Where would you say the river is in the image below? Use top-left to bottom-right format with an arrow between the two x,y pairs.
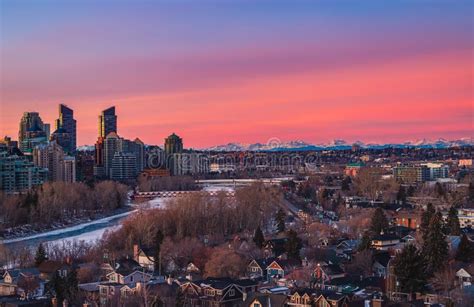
3,185 -> 236,251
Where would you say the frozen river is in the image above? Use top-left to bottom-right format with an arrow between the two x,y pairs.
3,185 -> 235,250
3,198 -> 170,251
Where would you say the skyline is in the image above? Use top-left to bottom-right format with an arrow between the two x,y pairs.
1,0 -> 473,147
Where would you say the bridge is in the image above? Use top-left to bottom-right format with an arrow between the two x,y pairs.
195,177 -> 295,185
134,190 -> 235,199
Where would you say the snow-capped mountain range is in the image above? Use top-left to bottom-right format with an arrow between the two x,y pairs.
76,138 -> 473,152
203,138 -> 474,152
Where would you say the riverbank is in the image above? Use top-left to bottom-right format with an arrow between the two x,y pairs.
1,206 -> 135,244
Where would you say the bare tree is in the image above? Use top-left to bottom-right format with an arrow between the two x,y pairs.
204,247 -> 246,279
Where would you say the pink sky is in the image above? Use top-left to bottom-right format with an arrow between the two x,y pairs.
1,1 -> 472,148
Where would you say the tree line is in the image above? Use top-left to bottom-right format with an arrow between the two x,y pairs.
0,181 -> 128,229
103,182 -> 282,254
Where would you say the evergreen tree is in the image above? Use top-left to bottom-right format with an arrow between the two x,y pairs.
393,244 -> 427,294
396,185 -> 407,203
65,269 -> 78,303
407,185 -> 416,197
369,207 -> 389,235
275,209 -> 286,233
285,229 -> 303,260
253,226 -> 265,248
175,288 -> 185,307
455,233 -> 473,262
48,269 -> 78,305
420,203 -> 435,240
34,243 -> 47,266
154,229 -> 164,274
422,212 -> 449,275
445,206 -> 461,236
358,231 -> 372,251
49,271 -> 66,303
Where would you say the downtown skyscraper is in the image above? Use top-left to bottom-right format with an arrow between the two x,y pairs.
18,112 -> 49,153
51,104 -> 77,153
94,106 -> 118,177
99,106 -> 117,138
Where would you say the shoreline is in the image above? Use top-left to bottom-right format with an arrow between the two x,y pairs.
1,207 -> 137,244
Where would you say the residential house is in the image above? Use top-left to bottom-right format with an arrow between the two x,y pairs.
98,282 -> 123,306
101,257 -> 142,277
287,289 -> 313,307
393,210 -> 420,230
0,268 -> 43,299
335,239 -> 359,260
38,260 -> 71,281
455,263 -> 474,289
266,259 -> 300,281
314,293 -> 349,307
243,292 -> 287,307
247,258 -> 275,279
133,244 -> 155,272
99,258 -> 152,306
119,279 -> 178,306
263,238 -> 287,258
370,233 -> 401,251
106,270 -> 152,285
180,277 -> 245,307
234,279 -> 259,299
372,252 -> 392,278
312,263 -> 345,285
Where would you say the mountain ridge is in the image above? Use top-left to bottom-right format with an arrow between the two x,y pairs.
202,137 -> 474,152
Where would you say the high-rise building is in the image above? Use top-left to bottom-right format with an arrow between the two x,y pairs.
94,137 -> 106,177
0,151 -> 48,193
62,156 -> 77,183
99,106 -> 117,138
19,112 -> 44,142
422,163 -> 449,180
168,152 -> 209,176
164,133 -> 183,156
104,132 -> 120,177
111,152 -> 137,181
95,106 -> 117,177
393,165 -> 430,183
44,123 -> 51,141
77,150 -> 95,182
33,142 -> 76,183
50,127 -> 72,154
18,112 -> 48,153
103,132 -> 144,179
123,138 -> 144,173
51,104 -> 76,153
0,136 -> 19,155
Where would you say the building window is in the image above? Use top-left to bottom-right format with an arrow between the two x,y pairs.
228,289 -> 235,296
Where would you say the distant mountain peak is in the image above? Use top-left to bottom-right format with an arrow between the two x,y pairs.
202,137 -> 473,151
